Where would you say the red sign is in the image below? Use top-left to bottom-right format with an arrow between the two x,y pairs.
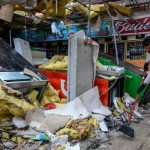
115,17 -> 150,35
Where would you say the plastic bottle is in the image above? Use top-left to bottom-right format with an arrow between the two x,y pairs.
30,133 -> 51,141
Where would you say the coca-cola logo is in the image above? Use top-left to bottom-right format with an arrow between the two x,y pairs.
114,17 -> 150,34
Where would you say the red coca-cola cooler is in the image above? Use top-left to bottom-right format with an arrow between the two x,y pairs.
40,70 -> 111,106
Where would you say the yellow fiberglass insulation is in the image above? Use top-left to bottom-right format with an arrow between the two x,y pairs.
56,117 -> 99,140
46,0 -> 71,19
0,83 -> 37,122
41,83 -> 61,106
65,2 -> 131,19
27,90 -> 39,103
65,2 -> 98,19
108,2 -> 132,16
39,55 -> 68,70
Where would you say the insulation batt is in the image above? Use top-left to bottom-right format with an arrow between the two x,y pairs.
39,55 -> 68,70
0,83 -> 37,122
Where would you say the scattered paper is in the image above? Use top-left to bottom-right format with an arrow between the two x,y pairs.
79,87 -> 102,112
92,114 -> 105,122
45,87 -> 112,120
92,106 -> 112,116
11,117 -> 27,129
26,109 -> 71,133
44,97 -> 90,120
30,121 -> 41,130
134,111 -> 144,119
99,121 -> 108,132
66,143 -> 80,150
123,93 -> 134,107
113,97 -> 120,110
79,87 -> 112,116
51,135 -> 68,150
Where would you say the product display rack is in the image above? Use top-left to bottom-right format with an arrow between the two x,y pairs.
30,40 -> 68,58
104,39 -> 146,60
106,42 -> 125,60
127,41 -> 146,60
29,38 -> 146,62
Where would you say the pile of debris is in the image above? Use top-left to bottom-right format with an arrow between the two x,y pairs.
0,83 -> 149,149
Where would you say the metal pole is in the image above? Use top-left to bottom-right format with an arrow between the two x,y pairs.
9,29 -> 12,47
87,0 -> 95,87
87,0 -> 92,37
106,4 -> 122,42
104,2 -> 119,65
24,11 -> 27,41
114,23 -> 122,42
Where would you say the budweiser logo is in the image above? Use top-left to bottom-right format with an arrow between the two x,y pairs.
114,17 -> 150,34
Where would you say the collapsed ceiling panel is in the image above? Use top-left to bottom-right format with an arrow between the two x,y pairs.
0,4 -> 14,22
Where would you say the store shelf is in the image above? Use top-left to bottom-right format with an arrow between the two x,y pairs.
107,43 -> 125,60
30,39 -> 68,43
104,40 -> 145,61
30,40 -> 68,59
127,41 -> 145,60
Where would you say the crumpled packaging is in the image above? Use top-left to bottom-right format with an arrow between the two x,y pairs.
39,55 -> 68,71
0,83 -> 37,122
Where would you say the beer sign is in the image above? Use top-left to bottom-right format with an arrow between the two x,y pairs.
115,17 -> 150,35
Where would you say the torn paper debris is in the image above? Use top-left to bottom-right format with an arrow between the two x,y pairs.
44,97 -> 90,120
26,109 -> 71,133
11,117 -> 27,129
45,87 -> 112,120
79,87 -> 102,112
92,107 -> 112,116
79,87 -> 112,116
92,114 -> 105,122
99,121 -> 108,132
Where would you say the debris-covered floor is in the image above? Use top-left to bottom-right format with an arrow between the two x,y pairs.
79,107 -> 150,150
0,82 -> 150,150
0,106 -> 149,150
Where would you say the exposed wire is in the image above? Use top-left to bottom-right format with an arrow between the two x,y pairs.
100,77 -> 118,96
